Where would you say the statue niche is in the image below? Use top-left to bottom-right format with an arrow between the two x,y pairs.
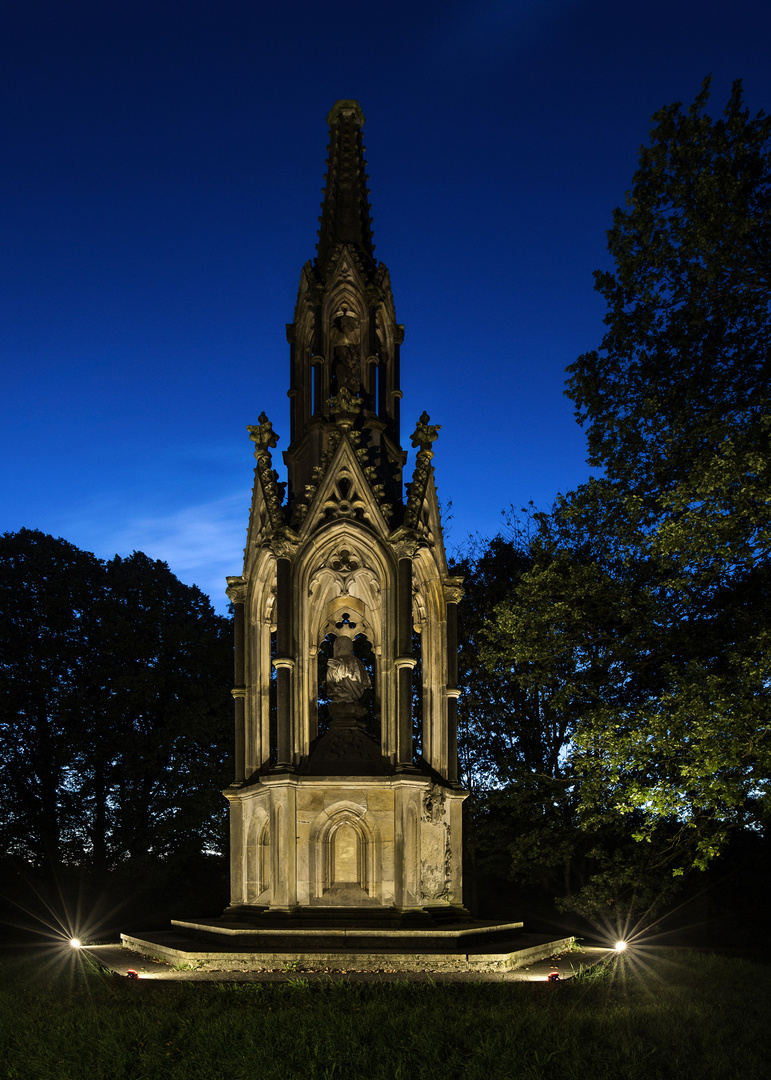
303,599 -> 384,775
330,308 -> 361,395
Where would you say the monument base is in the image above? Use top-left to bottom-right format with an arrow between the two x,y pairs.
120,914 -> 575,974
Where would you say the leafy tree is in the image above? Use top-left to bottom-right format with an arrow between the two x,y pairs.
0,530 -> 233,883
569,78 -> 770,507
480,493 -> 724,917
0,530 -> 103,877
449,531 -> 534,904
454,529 -> 533,794
467,84 -> 770,910
92,551 -> 233,871
451,518 -> 604,907
557,79 -> 771,877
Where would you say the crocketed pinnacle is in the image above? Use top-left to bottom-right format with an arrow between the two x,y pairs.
316,100 -> 376,274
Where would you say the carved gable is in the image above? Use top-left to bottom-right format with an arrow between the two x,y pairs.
298,434 -> 391,540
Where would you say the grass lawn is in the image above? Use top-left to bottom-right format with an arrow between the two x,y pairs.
0,946 -> 768,1079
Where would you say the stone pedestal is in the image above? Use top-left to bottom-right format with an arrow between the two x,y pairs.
224,773 -> 466,917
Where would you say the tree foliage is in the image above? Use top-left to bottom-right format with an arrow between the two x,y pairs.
564,80 -> 771,867
0,529 -> 233,882
464,81 -> 771,917
454,531 -> 532,793
569,78 -> 770,505
453,521 -> 623,909
461,508 -> 686,919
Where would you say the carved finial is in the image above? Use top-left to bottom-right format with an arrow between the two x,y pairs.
330,387 -> 361,431
246,414 -> 285,529
247,412 -> 279,457
326,100 -> 365,128
410,411 -> 441,451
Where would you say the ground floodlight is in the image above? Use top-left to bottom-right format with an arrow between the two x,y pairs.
614,939 -> 627,952
69,938 -> 81,949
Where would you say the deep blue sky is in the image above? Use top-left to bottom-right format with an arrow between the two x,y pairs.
3,0 -> 770,613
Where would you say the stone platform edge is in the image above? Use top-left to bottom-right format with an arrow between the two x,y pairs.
171,917 -> 525,941
119,930 -> 576,973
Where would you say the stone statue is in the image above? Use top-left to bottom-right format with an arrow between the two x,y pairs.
331,310 -> 361,394
326,634 -> 371,702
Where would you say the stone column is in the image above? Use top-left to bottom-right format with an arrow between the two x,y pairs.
224,790 -> 245,905
226,577 -> 247,785
393,325 -> 404,433
312,359 -> 323,415
287,387 -> 298,445
444,579 -> 464,785
273,556 -> 294,768
396,551 -> 415,768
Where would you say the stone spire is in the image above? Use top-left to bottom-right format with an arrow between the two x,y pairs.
282,101 -> 405,515
315,101 -> 375,275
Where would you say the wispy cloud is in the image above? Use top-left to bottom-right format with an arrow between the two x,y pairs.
60,492 -> 250,615
106,493 -> 249,614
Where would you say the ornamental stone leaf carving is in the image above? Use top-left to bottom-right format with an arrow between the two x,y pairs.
225,577 -> 247,605
248,412 -> 280,456
330,387 -> 361,428
389,533 -> 419,561
410,411 -> 441,451
443,576 -> 465,605
269,528 -> 300,560
246,413 -> 286,529
422,782 -> 447,825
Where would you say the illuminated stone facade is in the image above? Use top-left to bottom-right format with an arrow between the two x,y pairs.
224,101 -> 466,918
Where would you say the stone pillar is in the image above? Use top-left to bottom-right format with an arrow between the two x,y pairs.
224,790 -> 245,906
393,325 -> 404,433
366,300 -> 379,412
312,359 -> 323,415
287,387 -> 298,445
269,779 -> 298,910
285,321 -> 297,433
446,601 -> 459,785
273,556 -> 294,768
377,358 -> 386,419
396,553 -> 415,768
226,577 -> 247,785
444,579 -> 464,785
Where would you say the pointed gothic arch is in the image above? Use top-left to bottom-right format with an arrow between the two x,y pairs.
244,807 -> 270,904
294,520 -> 397,760
308,800 -> 381,902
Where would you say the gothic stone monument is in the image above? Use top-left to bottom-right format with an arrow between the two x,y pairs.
223,100 -> 467,921
121,102 -> 577,968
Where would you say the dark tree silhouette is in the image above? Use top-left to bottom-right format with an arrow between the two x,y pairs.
0,529 -> 232,886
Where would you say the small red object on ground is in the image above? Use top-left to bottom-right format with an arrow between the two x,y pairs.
126,969 -> 139,979
547,972 -> 560,982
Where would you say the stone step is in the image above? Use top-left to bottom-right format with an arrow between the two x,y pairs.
120,928 -> 576,973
